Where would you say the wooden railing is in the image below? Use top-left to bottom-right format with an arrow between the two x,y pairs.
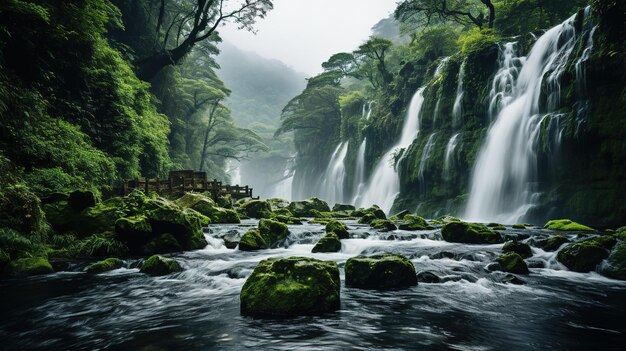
120,177 -> 257,200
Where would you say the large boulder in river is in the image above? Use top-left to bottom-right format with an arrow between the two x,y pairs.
557,236 -> 616,272
345,254 -> 417,289
2,257 -> 53,277
544,219 -> 594,232
86,258 -> 123,274
352,206 -> 386,220
240,200 -> 273,219
288,198 -> 331,217
238,219 -> 289,251
312,232 -> 341,253
332,203 -> 355,212
398,214 -> 431,231
140,255 -> 182,276
175,192 -> 239,224
370,219 -> 397,232
441,222 -> 503,244
240,257 -> 340,316
603,241 -> 626,280
540,235 -> 570,251
497,252 -> 529,274
325,220 -> 348,239
502,241 -> 532,258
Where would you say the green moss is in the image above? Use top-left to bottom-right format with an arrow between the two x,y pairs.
240,200 -> 273,219
77,233 -> 129,258
605,241 -> 626,280
272,215 -> 302,225
512,224 -> 527,229
358,213 -> 376,224
312,232 -> 341,253
142,233 -> 182,255
287,198 -> 331,217
86,257 -> 123,274
556,237 -> 615,272
502,241 -> 532,258
325,220 -> 348,239
240,257 -> 340,316
238,229 -> 266,251
272,207 -> 294,217
542,235 -> 570,251
497,252 -> 529,275
140,255 -> 182,276
544,219 -> 594,232
332,204 -> 355,212
345,254 -> 417,289
370,219 -> 397,232
441,222 -> 503,244
3,257 -> 53,277
0,184 -> 47,240
398,215 -> 431,231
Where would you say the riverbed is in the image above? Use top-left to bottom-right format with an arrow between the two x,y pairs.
1,220 -> 625,350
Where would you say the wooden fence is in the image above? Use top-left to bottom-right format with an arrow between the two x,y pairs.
120,176 -> 256,200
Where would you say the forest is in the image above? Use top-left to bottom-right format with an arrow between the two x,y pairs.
0,0 -> 625,350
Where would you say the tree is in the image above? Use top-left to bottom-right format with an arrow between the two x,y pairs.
354,38 -> 394,87
322,52 -> 359,77
135,0 -> 273,81
395,0 -> 496,30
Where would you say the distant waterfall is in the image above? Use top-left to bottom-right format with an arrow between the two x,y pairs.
227,160 -> 241,185
465,10 -> 591,223
418,133 -> 438,189
452,61 -> 465,128
320,142 -> 350,206
352,138 -> 367,204
363,101 -> 374,120
357,88 -> 424,213
443,133 -> 461,180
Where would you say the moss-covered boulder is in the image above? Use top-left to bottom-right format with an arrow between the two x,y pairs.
325,220 -> 348,239
68,190 -> 97,212
175,192 -> 238,224
345,254 -> 417,289
332,204 -> 355,212
146,202 -> 207,251
239,219 -> 289,251
71,198 -> 126,238
312,233 -> 341,253
398,214 -> 431,231
544,219 -> 594,232
3,257 -> 53,277
240,257 -> 340,316
140,255 -> 182,276
86,258 -> 123,274
142,233 -> 182,254
370,219 -> 397,232
0,184 -> 47,240
497,252 -> 529,274
353,206 -> 387,220
512,224 -> 527,229
441,222 -> 503,244
541,235 -> 570,251
358,213 -> 376,224
216,194 -> 233,209
604,241 -> 626,280
268,198 -> 290,210
502,241 -> 533,258
557,237 -> 616,272
241,200 -> 273,219
389,210 -> 410,220
272,214 -> 302,225
288,198 -> 331,217
115,215 -> 152,253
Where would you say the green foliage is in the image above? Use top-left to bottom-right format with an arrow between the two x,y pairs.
0,227 -> 46,260
458,28 -> 499,55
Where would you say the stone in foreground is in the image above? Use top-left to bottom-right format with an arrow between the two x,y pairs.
544,219 -> 594,232
441,222 -> 503,244
86,258 -> 123,273
345,254 -> 417,289
502,241 -> 532,258
557,237 -> 616,272
3,257 -> 53,277
140,255 -> 182,276
325,220 -> 348,239
312,232 -> 341,253
240,257 -> 340,316
497,252 -> 529,274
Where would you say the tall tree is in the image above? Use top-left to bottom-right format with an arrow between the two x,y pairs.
395,0 -> 495,30
354,38 -> 394,87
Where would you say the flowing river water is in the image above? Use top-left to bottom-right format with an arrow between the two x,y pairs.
1,220 -> 625,350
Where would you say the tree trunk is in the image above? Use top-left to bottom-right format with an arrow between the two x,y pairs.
482,0 -> 496,28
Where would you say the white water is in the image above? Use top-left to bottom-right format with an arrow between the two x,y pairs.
352,138 -> 367,204
357,88 -> 424,213
418,133 -> 438,187
488,42 -> 524,119
226,160 -> 241,185
269,166 -> 294,201
452,61 -> 466,128
465,12 -> 586,223
363,100 -> 374,120
443,133 -> 461,180
320,142 -> 350,206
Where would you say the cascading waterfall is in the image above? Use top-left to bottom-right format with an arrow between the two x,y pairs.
357,88 -> 424,213
352,138 -> 367,204
465,11 -> 589,224
432,57 -> 450,127
487,42 -> 524,119
417,133 -> 438,188
363,101 -> 374,120
443,133 -> 461,180
320,142 -> 350,205
452,61 -> 466,128
226,160 -> 241,185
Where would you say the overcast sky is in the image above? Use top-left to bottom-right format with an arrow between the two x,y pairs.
219,0 -> 398,76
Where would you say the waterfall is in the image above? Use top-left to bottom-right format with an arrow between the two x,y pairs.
226,160 -> 241,185
363,101 -> 374,120
452,61 -> 466,128
320,142 -> 350,206
431,57 -> 450,127
465,11 -> 588,224
357,88 -> 424,213
270,173 -> 293,201
443,133 -> 461,180
418,133 -> 438,188
488,42 -> 524,119
352,138 -> 367,204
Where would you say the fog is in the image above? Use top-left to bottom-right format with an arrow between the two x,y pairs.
219,0 -> 398,76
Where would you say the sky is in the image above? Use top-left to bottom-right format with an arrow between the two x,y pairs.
219,0 -> 398,76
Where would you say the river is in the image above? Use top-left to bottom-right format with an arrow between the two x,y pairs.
1,220 -> 625,350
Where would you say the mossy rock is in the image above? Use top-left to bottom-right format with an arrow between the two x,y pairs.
370,219 -> 397,232
512,224 -> 527,229
0,184 -> 47,240
240,200 -> 273,219
68,190 -> 97,212
389,210 -> 410,220
604,241 -> 626,280
354,206 -> 386,220
140,255 -> 182,276
272,207 -> 294,217
272,215 -> 302,225
240,257 -> 340,316
325,220 -> 348,239
345,254 -> 417,289
86,258 -> 123,274
358,213 -> 376,224
502,241 -> 533,258
541,235 -> 570,251
497,252 -> 529,274
174,192 -> 217,209
115,215 -> 152,254
398,215 -> 431,231
209,208 -> 240,224
487,222 -> 502,228
3,257 -> 53,277
216,195 -> 233,209
544,219 -> 594,232
142,233 -> 182,255
332,204 -> 355,212
239,219 -> 289,251
287,198 -> 331,217
557,237 -> 615,272
268,198 -> 290,210
441,222 -> 503,244
440,216 -> 461,223
312,233 -> 341,253
69,198 -> 126,238
146,202 -> 207,251
174,193 -> 237,224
